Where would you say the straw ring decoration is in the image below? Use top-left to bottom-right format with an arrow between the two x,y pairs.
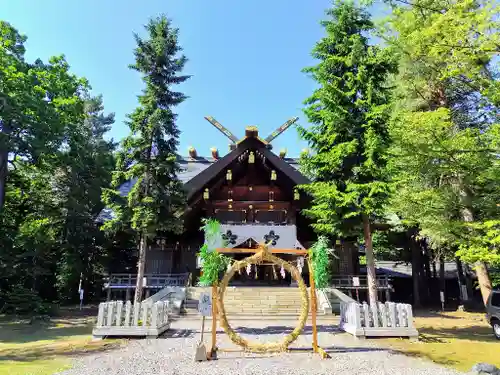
217,243 -> 309,353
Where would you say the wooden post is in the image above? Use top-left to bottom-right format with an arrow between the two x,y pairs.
210,284 -> 218,360
307,259 -> 319,351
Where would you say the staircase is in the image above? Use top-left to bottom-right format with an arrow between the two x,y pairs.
183,287 -> 335,317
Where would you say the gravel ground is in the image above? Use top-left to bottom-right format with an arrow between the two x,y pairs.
57,318 -> 462,375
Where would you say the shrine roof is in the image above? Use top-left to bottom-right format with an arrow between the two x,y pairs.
96,151 -> 304,223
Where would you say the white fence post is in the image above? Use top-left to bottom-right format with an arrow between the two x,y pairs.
151,302 -> 158,328
372,303 -> 379,328
141,303 -> 149,327
406,304 -> 414,328
116,301 -> 123,326
362,302 -> 370,328
97,303 -> 105,327
354,303 -> 361,329
106,301 -> 115,327
379,303 -> 388,327
124,301 -> 132,327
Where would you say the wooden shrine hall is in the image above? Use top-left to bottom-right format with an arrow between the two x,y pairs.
99,116 -> 362,291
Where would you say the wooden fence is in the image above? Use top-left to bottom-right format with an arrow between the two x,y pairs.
93,300 -> 171,338
340,301 -> 418,339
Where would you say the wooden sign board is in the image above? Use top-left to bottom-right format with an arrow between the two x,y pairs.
198,292 -> 212,316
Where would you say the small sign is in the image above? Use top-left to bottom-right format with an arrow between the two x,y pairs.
196,256 -> 203,269
198,292 -> 212,316
352,277 -> 360,287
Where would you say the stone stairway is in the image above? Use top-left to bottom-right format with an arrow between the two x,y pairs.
183,287 -> 331,317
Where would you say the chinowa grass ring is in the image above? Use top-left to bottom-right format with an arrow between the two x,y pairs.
216,245 -> 309,353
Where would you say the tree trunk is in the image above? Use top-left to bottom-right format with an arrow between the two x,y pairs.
0,151 -> 7,212
0,117 -> 13,213
134,234 -> 147,303
362,214 -> 378,306
439,256 -> 446,306
475,261 -> 492,306
422,242 -> 432,303
459,187 -> 492,306
455,257 -> 467,303
410,236 -> 422,308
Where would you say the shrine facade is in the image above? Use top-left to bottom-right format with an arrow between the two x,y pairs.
99,117 -> 360,286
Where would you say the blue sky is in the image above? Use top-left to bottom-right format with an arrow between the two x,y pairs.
1,0 -> 382,157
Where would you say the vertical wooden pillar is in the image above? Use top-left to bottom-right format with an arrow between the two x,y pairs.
210,283 -> 218,359
308,259 -> 318,352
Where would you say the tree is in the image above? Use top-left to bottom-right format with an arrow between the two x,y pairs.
102,15 -> 189,303
298,0 -> 397,306
383,0 -> 500,305
56,96 -> 116,301
0,21 -> 88,212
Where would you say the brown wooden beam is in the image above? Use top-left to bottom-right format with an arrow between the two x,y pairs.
216,248 -> 308,255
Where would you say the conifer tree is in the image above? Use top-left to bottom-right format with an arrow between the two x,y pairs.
102,15 -> 189,302
298,0 -> 396,306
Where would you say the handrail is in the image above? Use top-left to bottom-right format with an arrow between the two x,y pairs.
104,273 -> 190,289
330,275 -> 392,290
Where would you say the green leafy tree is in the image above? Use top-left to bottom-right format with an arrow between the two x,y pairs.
298,0 -> 396,305
0,21 -> 88,212
384,0 -> 500,305
102,15 -> 189,302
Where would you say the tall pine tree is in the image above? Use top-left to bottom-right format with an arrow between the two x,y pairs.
298,0 -> 396,305
102,15 -> 189,302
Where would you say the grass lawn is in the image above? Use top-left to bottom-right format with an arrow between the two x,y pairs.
0,307 -> 122,375
377,310 -> 499,372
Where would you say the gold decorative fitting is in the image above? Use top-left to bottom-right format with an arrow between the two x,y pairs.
248,151 -> 255,164
188,146 -> 197,158
271,170 -> 277,181
249,186 -> 253,191
203,188 -> 210,200
228,204 -> 233,209
226,169 -> 232,181
249,205 -> 253,209
294,189 -> 300,201
211,147 -> 219,159
279,148 -> 287,158
269,191 -> 274,202
269,205 -> 274,210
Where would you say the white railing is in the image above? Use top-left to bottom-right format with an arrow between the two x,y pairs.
93,300 -> 171,338
340,301 -> 418,339
141,286 -> 187,313
104,273 -> 190,289
330,275 -> 391,290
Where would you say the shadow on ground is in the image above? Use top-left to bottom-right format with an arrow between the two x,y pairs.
233,325 -> 340,335
418,325 -> 496,343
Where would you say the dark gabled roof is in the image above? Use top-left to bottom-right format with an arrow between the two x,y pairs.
184,137 -> 310,201
96,139 -> 308,222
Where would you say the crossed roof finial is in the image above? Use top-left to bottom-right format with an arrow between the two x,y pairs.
204,116 -> 299,147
